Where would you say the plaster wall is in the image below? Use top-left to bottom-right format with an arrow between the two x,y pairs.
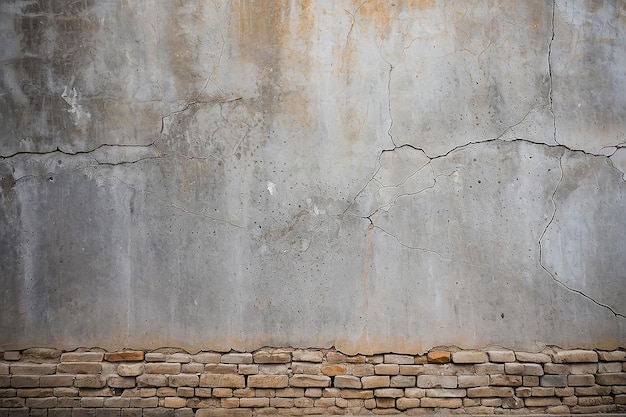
0,0 -> 624,354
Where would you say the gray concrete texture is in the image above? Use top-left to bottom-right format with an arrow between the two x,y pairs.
0,1 -> 624,354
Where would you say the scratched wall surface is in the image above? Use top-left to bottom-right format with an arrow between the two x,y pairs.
0,1 -> 624,354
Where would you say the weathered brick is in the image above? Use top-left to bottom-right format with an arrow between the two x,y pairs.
177,386 -> 195,397
515,387 -> 531,397
326,352 -> 365,364
390,375 -> 415,387
575,385 -> 612,396
416,375 -> 456,389
195,408 -> 252,417
145,363 -> 181,374
200,373 -> 245,388
398,365 -> 424,376
1,397 -> 25,407
292,350 -> 323,363
346,364 -> 374,376
544,363 -> 569,374
21,348 -> 62,364
193,353 -> 221,364
487,350 -> 515,363
531,387 -> 554,396
248,375 -> 288,388
396,397 -> 420,410
10,376 -> 39,388
481,398 -> 501,407
321,365 -> 344,376
104,351 -> 144,362
145,353 -> 165,362
452,351 -> 487,364
552,350 -> 598,363
541,374 -> 567,387
221,353 -> 253,364
0,388 -> 16,397
136,374 -> 167,387
237,364 -> 258,375
426,351 -> 450,364
599,362 -> 623,373
555,387 -> 574,397
374,388 -> 403,398
75,375 -> 107,388
524,396 -> 561,407
502,396 -> 524,409
474,363 -> 504,375
568,374 -> 595,386
305,388 -> 322,397
467,387 -> 514,397
40,375 -> 74,387
376,397 -> 395,408
597,350 -> 626,362
616,394 -> 626,405
570,363 -> 598,374
10,364 -> 56,375
0,375 -> 10,387
361,376 -> 389,389
457,375 -> 488,388
523,363 -> 544,376
168,374 -> 199,387
129,397 -> 158,407
515,352 -> 550,363
289,375 -> 330,387
340,389 -> 373,399
374,364 -> 398,375
504,362 -> 523,375
313,397 -> 334,407
117,363 -> 144,377
254,388 -> 275,397
80,388 -> 113,398
421,397 -> 462,408
26,397 -> 57,408
239,397 -> 269,408
163,397 -> 186,408
205,364 -> 237,374
383,354 -> 413,364
107,376 -> 135,388
103,397 -> 130,407
276,387 -> 303,397
96,410 -> 122,417
425,388 -> 465,397
490,374 -> 522,386
333,375 -> 361,389
2,352 -> 21,361
61,352 -> 104,363
523,375 -> 540,386
570,405 -> 618,413
165,353 -> 190,363
253,350 -> 291,364
291,363 -> 320,375
58,363 -> 101,374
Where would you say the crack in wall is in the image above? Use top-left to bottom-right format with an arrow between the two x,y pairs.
548,0 -> 559,146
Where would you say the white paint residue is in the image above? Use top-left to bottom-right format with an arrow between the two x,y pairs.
267,181 -> 276,196
61,86 -> 91,126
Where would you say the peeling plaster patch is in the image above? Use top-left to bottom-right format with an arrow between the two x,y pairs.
61,86 -> 91,127
267,181 -> 276,196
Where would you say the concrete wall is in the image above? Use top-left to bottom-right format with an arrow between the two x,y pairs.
0,0 -> 624,354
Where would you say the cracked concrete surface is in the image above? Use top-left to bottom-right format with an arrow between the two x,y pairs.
0,1 -> 624,354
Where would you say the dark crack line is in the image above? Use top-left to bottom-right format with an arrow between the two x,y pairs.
548,0 -> 559,146
538,157 -> 625,319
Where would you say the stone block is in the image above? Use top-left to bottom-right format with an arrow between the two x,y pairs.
195,409 -> 252,417
346,364 -> 374,376
596,372 -> 626,385
568,374 -> 595,386
504,363 -> 523,375
404,387 -> 425,398
10,364 -> 56,375
253,349 -> 291,364
164,397 -> 187,408
339,389 -> 373,399
54,387 -> 79,396
374,388 -> 403,397
325,352 -> 365,364
271,397 -> 294,407
103,397 -> 130,407
523,363 -> 544,376
237,364 -> 258,375
481,398 -> 502,406
104,351 -> 144,362
22,348 -> 62,364
425,388 -> 465,397
168,374 -> 199,387
597,350 -> 626,361
121,409 -> 143,417
540,374 -> 567,387
416,375 -> 456,388
383,354 -> 413,364
291,363 -> 320,375
398,365 -> 424,376
552,350 -> 598,363
305,388 -> 322,397
467,387 -> 514,397
361,376 -> 389,389
193,353 -> 221,364
396,397 -> 420,410
145,363 -> 181,375
333,375 -> 361,389
289,375 -> 330,387
599,362 -> 623,373
570,363 -> 598,374
10,376 -> 39,388
543,363 -> 568,374
276,387 -> 304,397
375,397 -> 395,408
248,375 -> 288,388
555,387 -> 574,397
515,352 -> 550,363
15,388 -> 52,398
40,374 -> 74,387
420,397 -> 462,408
254,388 -> 275,397
531,386 -> 554,396
107,376 -> 135,388
199,373 -> 245,388
313,397 -> 335,407
26,397 -> 57,408
75,375 -> 107,388
502,396 -> 524,409
515,387 -> 531,397
2,352 -> 21,361
575,385 -> 612,396
321,365 -> 344,376
452,351 -> 487,364
166,354 -> 191,363
374,364 -> 399,375
175,410 -> 194,417
221,353 -> 253,364
390,375 -> 415,387
79,388 -> 113,397
474,363 -> 504,375
142,410 -> 175,417
292,350 -> 323,363
61,352 -> 104,363
487,350 -> 516,363
457,375 -> 488,388
212,388 -> 233,398
1,397 -> 25,407
240,397 -> 270,407
205,364 -> 238,374
58,363 -> 101,374
523,375 -> 539,386
293,396 -> 313,407
117,363 -> 144,377
144,353 -> 165,362
137,374 -> 167,387
524,396 -> 561,406
490,374 -> 522,386
426,351 -> 450,363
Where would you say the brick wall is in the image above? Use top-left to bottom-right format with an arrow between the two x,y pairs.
0,347 -> 625,416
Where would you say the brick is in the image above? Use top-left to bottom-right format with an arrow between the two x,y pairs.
425,388 -> 465,397
523,363 -> 544,376
104,397 -> 130,407
1,397 -> 25,407
271,397 -> 294,407
15,388 -> 53,397
599,362 -> 623,373
145,353 -> 165,362
326,352 -> 365,364
467,387 -> 514,397
181,363 -> 204,374
568,374 -> 595,386
361,376 -> 389,389
58,363 -> 101,374
237,364 -> 258,375
121,409 -> 142,417
481,398 -> 502,406
597,350 -> 626,361
333,375 -> 361,389
541,374 -> 567,387
293,397 -> 313,407
248,375 -> 288,388
613,386 -> 626,394
523,375 -> 539,386
616,394 -> 626,405
0,364 -> 8,376
40,374 -> 74,387
313,397 -> 334,407
577,396 -> 608,406
390,375 -> 415,387
515,352 -> 550,363
144,410 -> 175,417
129,397 -> 158,408
205,364 -> 237,374
490,374 -> 522,386
195,408 -> 252,417
396,397 -> 420,410
383,354 -> 413,364
166,353 -> 191,363
321,365 -> 344,376
544,363 -> 569,374
54,387 -> 79,397
563,395 -> 578,406
195,387 -> 212,397
515,386 -> 531,397
0,388 -> 16,397
340,389 -> 373,399
11,376 -> 39,388
117,363 -> 144,377
597,372 -> 626,385
276,387 -> 304,397
398,365 -> 424,376
137,374 -> 167,387
80,388 -> 113,397
289,375 -> 330,387
374,388 -> 403,397
292,350 -> 323,363
221,353 -> 252,364
452,351 -> 487,364
240,397 -> 269,407
524,396 -> 561,406
193,353 -> 221,364
2,352 -> 21,361
502,396 -> 524,409
555,387 -> 574,396
474,363 -> 504,375
575,385 -> 612,396
291,363 -> 319,375
552,350 -> 598,363
108,376 -> 135,388
61,352 -> 104,363
426,351 -> 450,363
457,375 -> 488,388
375,397 -> 395,408
177,387 -> 194,397
504,363 -> 523,375
10,364 -> 56,375
96,409 -> 121,417
75,375 -> 107,388
305,388 -> 322,397
570,363 -> 598,374
254,388 -> 275,397
531,386 -> 554,396
374,364 -> 398,375
21,348 -> 61,363
200,373 -> 245,388
104,351 -> 144,362
487,350 -> 515,363
26,397 -> 57,408
417,375 -> 456,388
253,350 -> 291,364
168,374 -> 199,387
570,405 -> 618,413
421,397 -> 462,408
346,364 -> 374,376
164,397 -> 187,408
146,363 -> 181,374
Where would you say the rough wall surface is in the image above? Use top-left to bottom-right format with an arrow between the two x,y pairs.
0,0 -> 624,355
